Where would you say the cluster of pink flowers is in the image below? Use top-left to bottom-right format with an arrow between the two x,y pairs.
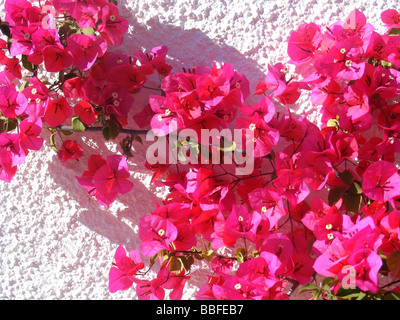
1,1 -> 399,300
0,0 -> 169,189
110,9 -> 400,300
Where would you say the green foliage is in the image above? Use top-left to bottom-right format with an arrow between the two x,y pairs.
71,116 -> 86,132
387,251 -> 400,278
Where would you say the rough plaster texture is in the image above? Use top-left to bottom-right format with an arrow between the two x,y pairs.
0,0 -> 397,300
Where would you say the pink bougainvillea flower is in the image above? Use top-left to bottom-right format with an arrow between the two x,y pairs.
67,34 -> 107,71
107,64 -> 147,92
301,197 -> 331,232
77,154 -> 113,208
18,116 -> 44,152
248,186 -> 286,231
4,0 -> 33,26
133,104 -> 154,129
298,152 -> 333,191
97,3 -> 129,46
310,78 -> 341,106
0,155 -> 17,183
135,278 -> 165,300
363,31 -> 388,61
43,96 -> 73,127
62,77 -> 83,100
386,35 -> 400,68
223,205 -> 261,246
74,100 -> 98,126
313,206 -> 343,241
93,154 -> 133,195
77,154 -> 132,208
99,85 -> 134,121
314,217 -> 383,293
0,132 -> 26,167
57,140 -> 83,164
196,71 -> 230,107
9,25 -> 37,57
315,44 -> 365,81
108,245 -> 145,293
287,22 -> 321,64
235,115 -> 280,158
138,215 -> 178,256
43,45 -> 73,73
273,170 -> 310,206
381,9 -> 400,28
134,46 -> 173,77
157,264 -> 190,300
342,9 -> 367,34
343,85 -> 370,121
53,0 -> 102,28
211,257 -> 234,276
2,57 -> 22,81
362,160 -> 400,203
21,77 -> 50,118
0,85 -> 28,118
173,223 -> 197,252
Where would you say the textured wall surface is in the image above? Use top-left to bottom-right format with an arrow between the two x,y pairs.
0,0 -> 397,300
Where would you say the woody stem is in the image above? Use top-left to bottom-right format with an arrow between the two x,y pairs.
54,125 -> 149,136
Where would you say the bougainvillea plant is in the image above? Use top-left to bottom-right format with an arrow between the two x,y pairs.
1,0 -> 400,300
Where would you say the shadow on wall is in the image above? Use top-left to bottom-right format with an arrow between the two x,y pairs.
47,15 -> 273,249
122,15 -> 268,105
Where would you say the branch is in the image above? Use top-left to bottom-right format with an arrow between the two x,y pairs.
55,125 -> 149,136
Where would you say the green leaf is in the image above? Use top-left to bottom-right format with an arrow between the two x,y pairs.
169,256 -> 183,273
180,255 -> 194,271
348,181 -> 362,194
387,251 -> 400,278
21,55 -> 34,72
133,135 -> 143,145
313,290 -> 322,300
340,170 -> 354,186
200,249 -> 214,263
251,250 -> 260,258
328,186 -> 346,206
49,132 -> 58,151
388,28 -> 400,36
149,253 -> 158,267
235,247 -> 247,263
381,60 -> 393,69
0,23 -> 11,38
383,291 -> 400,300
356,292 -> 366,300
120,135 -> 133,158
378,249 -> 387,260
177,148 -> 188,162
335,287 -> 359,299
220,140 -> 236,152
71,116 -> 86,132
0,117 -> 17,133
298,283 -> 319,294
19,81 -> 30,92
321,277 -> 337,288
102,120 -> 120,141
80,27 -> 96,35
60,130 -> 74,136
343,191 -> 362,213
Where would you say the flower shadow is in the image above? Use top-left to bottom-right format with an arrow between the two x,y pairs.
47,15 -> 277,249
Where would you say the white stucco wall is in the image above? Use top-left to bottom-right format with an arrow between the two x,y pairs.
0,0 -> 397,300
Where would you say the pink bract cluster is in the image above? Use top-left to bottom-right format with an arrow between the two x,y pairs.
0,1 -> 399,300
